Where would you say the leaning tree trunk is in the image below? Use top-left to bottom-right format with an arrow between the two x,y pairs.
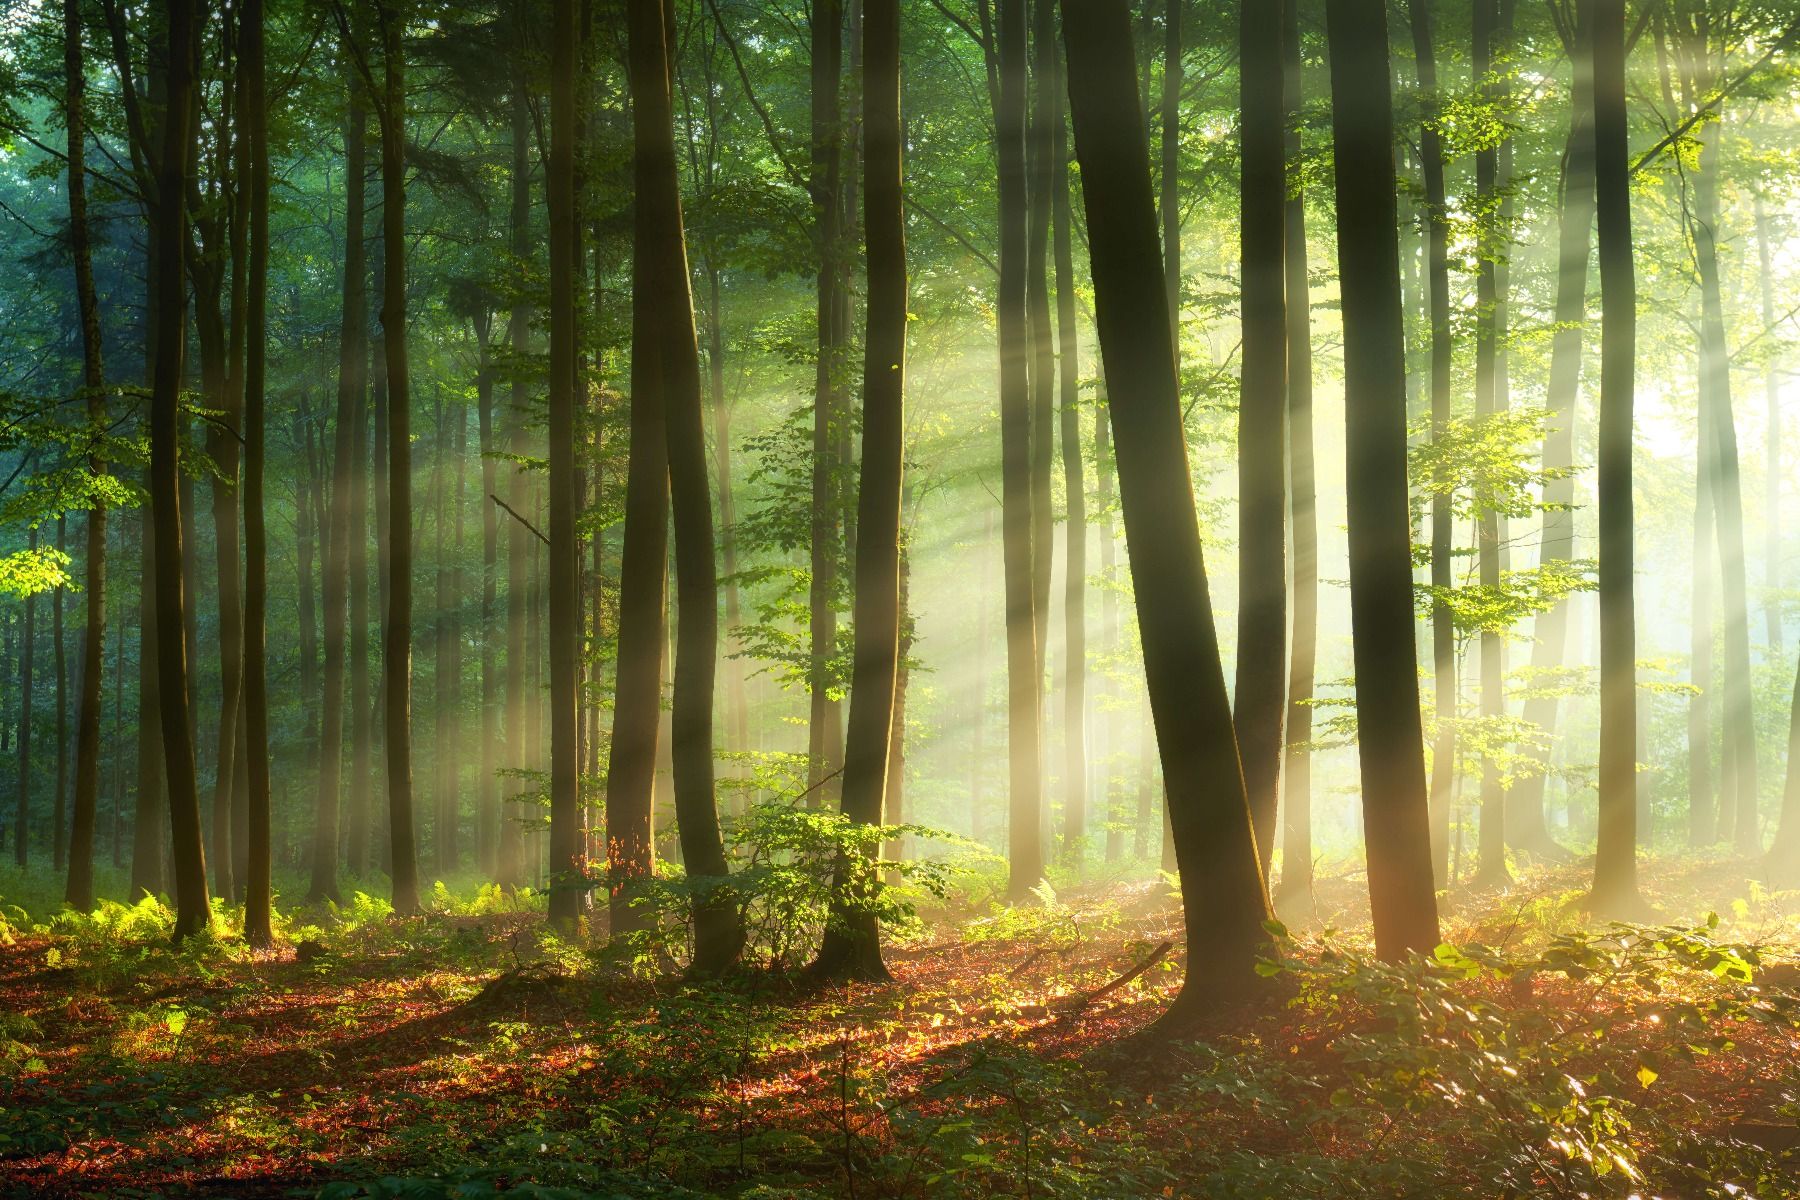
378,0 -> 421,917
313,54 -> 367,903
1063,0 -> 1274,1026
151,0 -> 210,940
1407,0 -> 1457,887
241,0 -> 273,948
1275,0 -> 1316,914
997,0 -> 1042,902
813,0 -> 904,982
1236,0 -> 1288,874
1589,0 -> 1642,916
1324,0 -> 1441,959
63,0 -> 108,911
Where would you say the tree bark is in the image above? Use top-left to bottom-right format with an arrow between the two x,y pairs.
378,0 -> 421,916
1053,62 -> 1086,865
1757,194 -> 1782,655
1589,0 -> 1642,915
814,0 -> 903,981
1236,0 -> 1288,875
14,530 -> 35,867
54,522 -> 68,874
1324,0 -> 1441,958
501,37 -> 532,890
1063,0 -> 1274,1020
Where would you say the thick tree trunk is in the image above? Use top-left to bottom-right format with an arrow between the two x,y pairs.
1324,0 -> 1441,957
1274,0 -> 1315,914
63,0 -> 108,909
1407,0 -> 1457,887
1589,0 -> 1642,915
314,57 -> 367,903
998,0 -> 1042,902
548,0 -> 583,931
241,0 -> 272,947
1236,0 -> 1288,875
378,0 -> 421,916
152,0 -> 210,939
1063,0 -> 1274,1021
814,0 -> 903,981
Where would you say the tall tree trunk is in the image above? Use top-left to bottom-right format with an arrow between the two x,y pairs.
241,0 -> 272,947
501,43 -> 532,890
152,0 -> 210,939
707,273 -> 748,762
1275,0 -> 1315,913
1064,0 -> 1274,1022
370,242 -> 391,874
378,0 -> 421,916
1096,395 -> 1121,863
1691,383 -> 1719,843
1407,0 -> 1456,887
314,57 -> 367,902
1589,0 -> 1641,915
476,313 -> 499,875
1053,62 -> 1086,865
1324,0 -> 1441,958
1471,0 -> 1510,889
348,311 -> 374,878
1236,0 -> 1288,874
808,0 -> 846,807
14,530 -> 35,866
1027,0 -> 1055,710
63,0 -> 108,909
432,396 -> 452,873
54,520 -> 68,873
630,0 -> 745,973
1769,652 -> 1800,879
133,504 -> 167,898
1161,0 -> 1181,352
997,0 -> 1041,901
1512,3 -> 1591,861
548,0 -> 583,930
814,0 -> 903,981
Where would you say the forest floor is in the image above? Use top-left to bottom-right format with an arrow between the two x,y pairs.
3,855 -> 1800,1199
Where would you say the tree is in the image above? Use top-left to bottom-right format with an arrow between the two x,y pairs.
313,50 -> 368,905
14,528 -> 34,867
998,0 -> 1042,903
1323,0 -> 1440,958
61,0 -> 108,913
813,0 -> 904,982
241,0 -> 273,949
1053,29 -> 1086,864
152,0 -> 211,941
1236,0 -> 1288,874
1063,0 -> 1273,1023
376,0 -> 421,918
1588,0 -> 1642,917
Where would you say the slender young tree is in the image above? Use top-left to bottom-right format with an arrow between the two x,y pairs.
998,0 -> 1042,901
1276,0 -> 1317,913
14,529 -> 34,866
1588,0 -> 1643,916
1408,0 -> 1457,885
1756,194 -> 1782,655
1063,0 -> 1273,1023
814,0 -> 904,979
241,0 -> 273,948
547,0 -> 582,932
500,37 -> 532,890
151,0 -> 210,940
62,0 -> 108,910
1053,38 -> 1086,863
1236,0 -> 1288,873
1324,0 -> 1441,958
377,0 -> 420,916
313,54 -> 368,903
1026,0 -> 1055,697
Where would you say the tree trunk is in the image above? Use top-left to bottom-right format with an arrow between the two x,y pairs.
431,396 -> 452,873
814,0 -> 903,981
133,504 -> 167,898
1161,0 -> 1182,352
241,0 -> 272,947
548,0 -> 583,930
1236,0 -> 1288,875
1511,3 -> 1591,862
998,0 -> 1042,902
1757,194 -> 1782,655
1324,0 -> 1441,958
314,54 -> 367,903
501,43 -> 532,891
476,313 -> 499,875
707,272 -> 748,764
1053,61 -> 1086,865
1406,0 -> 1457,888
1063,0 -> 1274,1021
1027,0 -> 1055,710
807,0 -> 846,809
151,0 -> 210,939
1589,0 -> 1642,915
1274,0 -> 1315,914
1768,652 -> 1800,878
54,520 -> 68,873
348,305 -> 374,878
63,0 -> 108,909
14,530 -> 34,866
1096,395 -> 1121,863
378,0 -> 421,916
